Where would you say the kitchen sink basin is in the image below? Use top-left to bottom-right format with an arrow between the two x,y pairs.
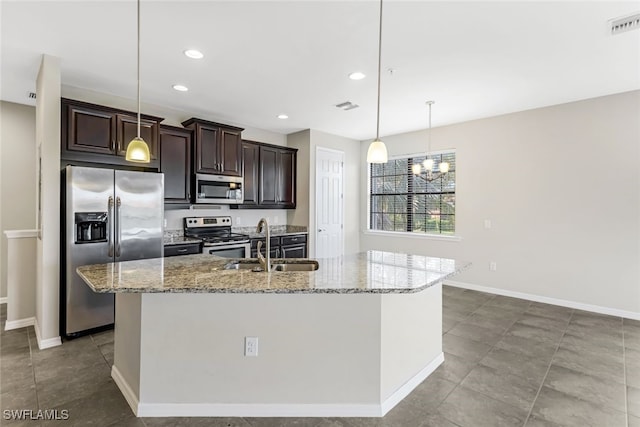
224,260 -> 319,272
271,261 -> 319,272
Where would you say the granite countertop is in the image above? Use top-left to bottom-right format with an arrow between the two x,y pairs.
77,251 -> 470,295
234,225 -> 308,239
163,236 -> 202,246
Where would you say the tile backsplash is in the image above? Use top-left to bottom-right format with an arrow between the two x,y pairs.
164,206 -> 289,230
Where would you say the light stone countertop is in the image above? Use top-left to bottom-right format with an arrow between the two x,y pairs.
77,251 -> 470,294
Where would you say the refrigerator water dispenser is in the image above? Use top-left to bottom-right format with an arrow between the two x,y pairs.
75,212 -> 108,243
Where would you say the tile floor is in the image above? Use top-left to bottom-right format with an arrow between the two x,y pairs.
1,286 -> 638,426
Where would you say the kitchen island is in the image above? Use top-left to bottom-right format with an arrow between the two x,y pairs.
77,251 -> 469,418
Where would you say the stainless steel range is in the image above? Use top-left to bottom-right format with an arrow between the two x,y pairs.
184,216 -> 250,258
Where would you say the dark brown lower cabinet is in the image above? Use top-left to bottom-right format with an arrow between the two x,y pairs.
160,125 -> 192,204
250,234 -> 307,259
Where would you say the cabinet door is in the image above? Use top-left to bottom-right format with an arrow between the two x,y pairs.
281,244 -> 306,259
160,126 -> 191,203
195,124 -> 220,174
259,146 -> 279,205
277,149 -> 296,208
242,141 -> 260,206
116,114 -> 159,160
67,104 -> 116,154
220,129 -> 242,177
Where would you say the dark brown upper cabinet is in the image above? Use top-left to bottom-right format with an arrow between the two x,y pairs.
259,146 -> 279,205
61,98 -> 163,168
241,141 -> 260,206
116,114 -> 159,160
160,125 -> 192,204
66,103 -> 116,155
181,118 -> 243,177
234,141 -> 296,209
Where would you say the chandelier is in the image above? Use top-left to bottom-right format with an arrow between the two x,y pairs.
411,101 -> 449,181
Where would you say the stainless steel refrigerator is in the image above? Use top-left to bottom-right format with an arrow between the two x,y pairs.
62,165 -> 164,337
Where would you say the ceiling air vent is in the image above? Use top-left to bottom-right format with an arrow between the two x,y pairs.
336,101 -> 359,111
27,92 -> 36,100
610,12 -> 640,35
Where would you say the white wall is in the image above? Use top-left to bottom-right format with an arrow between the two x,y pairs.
360,91 -> 640,316
0,102 -> 36,299
287,129 -> 361,256
35,55 -> 62,347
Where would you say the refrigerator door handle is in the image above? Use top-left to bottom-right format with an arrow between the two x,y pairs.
115,196 -> 122,258
107,196 -> 115,257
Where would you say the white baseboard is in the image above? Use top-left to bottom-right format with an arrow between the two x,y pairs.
33,321 -> 62,350
380,352 -> 444,416
111,355 -> 444,418
112,366 -> 141,416
445,280 -> 640,321
4,317 -> 35,331
0,297 -> 7,304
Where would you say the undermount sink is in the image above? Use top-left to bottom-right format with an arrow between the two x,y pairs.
272,261 -> 319,272
223,260 -> 319,272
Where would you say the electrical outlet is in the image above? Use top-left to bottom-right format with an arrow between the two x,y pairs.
273,216 -> 279,225
236,217 -> 242,226
484,219 -> 492,229
245,336 -> 258,357
163,218 -> 167,228
489,262 -> 497,271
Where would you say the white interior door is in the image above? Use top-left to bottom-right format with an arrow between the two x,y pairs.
315,147 -> 344,258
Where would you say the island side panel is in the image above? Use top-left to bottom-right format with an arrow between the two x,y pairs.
137,293 -> 382,412
380,283 -> 443,403
113,293 -> 142,412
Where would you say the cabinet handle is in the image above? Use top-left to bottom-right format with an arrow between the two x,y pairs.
177,248 -> 188,253
110,139 -> 115,151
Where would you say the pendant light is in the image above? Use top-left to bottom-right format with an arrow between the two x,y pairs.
366,0 -> 388,164
125,0 -> 151,163
412,101 -> 449,179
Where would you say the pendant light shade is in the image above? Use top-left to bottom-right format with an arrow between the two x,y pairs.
366,0 -> 388,164
126,137 -> 150,162
367,139 -> 388,163
125,0 -> 151,164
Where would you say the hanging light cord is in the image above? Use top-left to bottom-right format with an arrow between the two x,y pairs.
136,0 -> 141,139
375,0 -> 383,140
428,101 -> 432,154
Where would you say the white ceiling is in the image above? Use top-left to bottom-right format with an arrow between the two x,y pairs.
2,1 -> 639,140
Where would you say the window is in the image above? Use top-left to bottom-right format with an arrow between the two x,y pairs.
369,151 -> 456,235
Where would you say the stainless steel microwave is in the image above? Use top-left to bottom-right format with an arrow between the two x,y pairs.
193,174 -> 243,204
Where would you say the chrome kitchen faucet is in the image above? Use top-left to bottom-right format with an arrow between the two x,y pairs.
256,218 -> 271,272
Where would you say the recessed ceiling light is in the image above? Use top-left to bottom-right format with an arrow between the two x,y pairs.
348,72 -> 366,80
173,84 -> 189,92
184,49 -> 204,59
277,114 -> 289,119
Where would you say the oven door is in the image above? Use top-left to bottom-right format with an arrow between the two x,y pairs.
204,242 -> 250,258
